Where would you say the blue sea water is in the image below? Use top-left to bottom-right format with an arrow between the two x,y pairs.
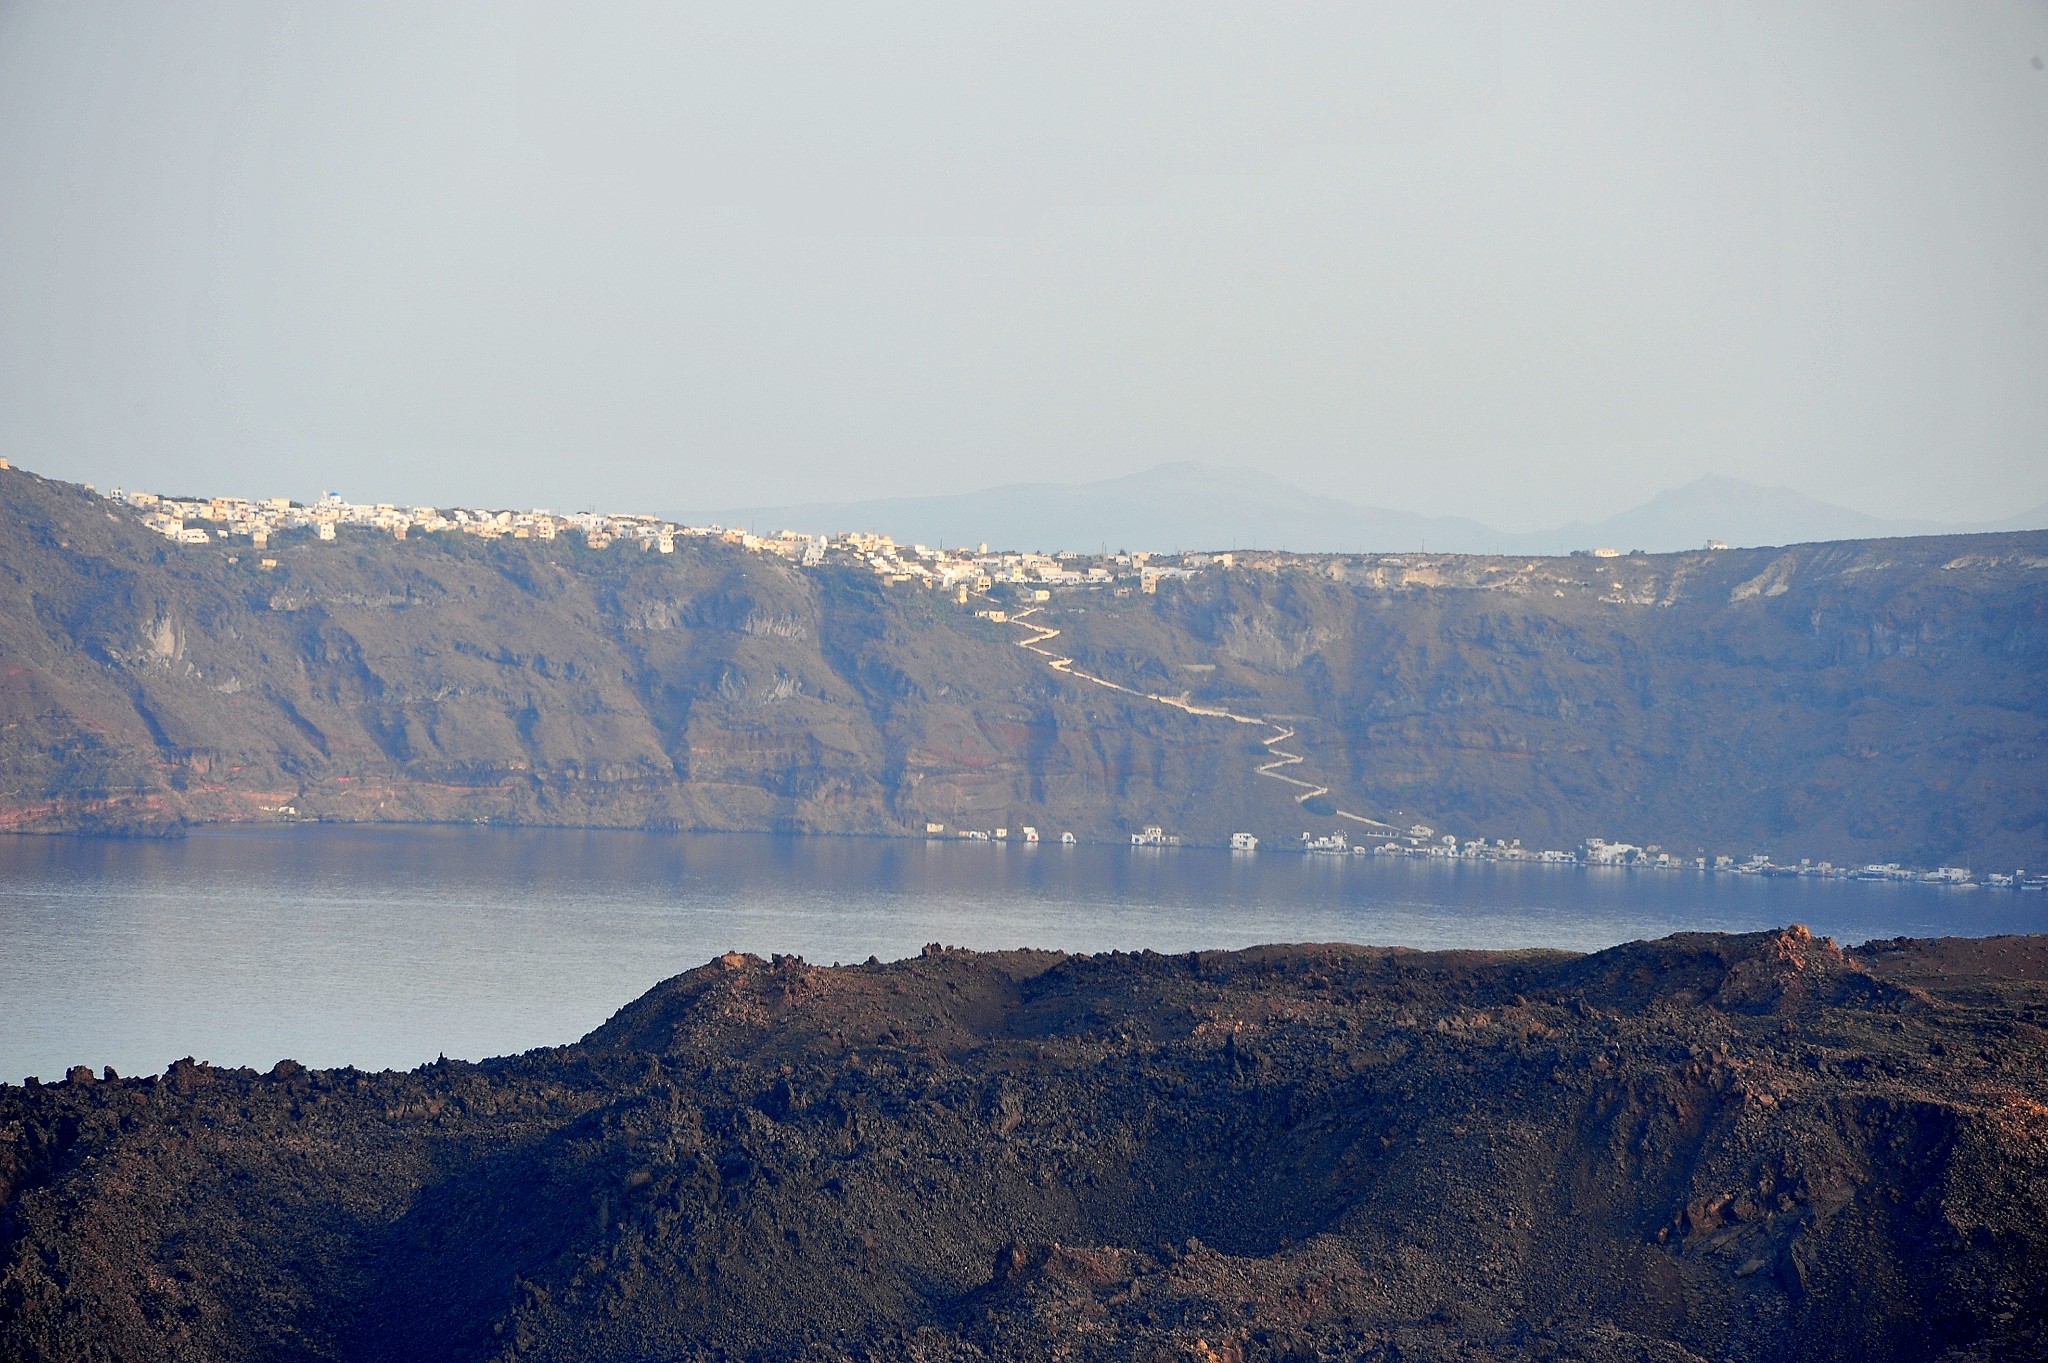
2,825 -> 2038,1083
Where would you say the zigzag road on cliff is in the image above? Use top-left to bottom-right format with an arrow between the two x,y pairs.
1005,602 -> 1395,835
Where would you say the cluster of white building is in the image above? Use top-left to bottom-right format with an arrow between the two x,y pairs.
1281,829 -> 2042,888
1194,826 -> 2043,888
827,538 -> 1202,600
1567,838 -> 2042,887
105,483 -> 1217,598
923,823 -> 1078,846
107,487 -> 722,556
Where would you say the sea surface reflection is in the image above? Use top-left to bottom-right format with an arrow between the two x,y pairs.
2,825 -> 2037,1081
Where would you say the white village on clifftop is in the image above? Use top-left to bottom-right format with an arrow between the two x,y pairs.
83,475 -> 2042,893
101,483 -> 1207,599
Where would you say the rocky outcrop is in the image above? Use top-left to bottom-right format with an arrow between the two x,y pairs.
2,929 -> 2044,1361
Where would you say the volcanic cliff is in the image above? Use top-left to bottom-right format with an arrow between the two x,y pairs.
2,463 -> 2044,868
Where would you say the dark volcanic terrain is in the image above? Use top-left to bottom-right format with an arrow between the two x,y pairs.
3,928 -> 2046,1361
3,463 -> 2046,868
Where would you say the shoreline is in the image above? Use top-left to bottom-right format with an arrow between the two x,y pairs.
4,813 -> 2035,890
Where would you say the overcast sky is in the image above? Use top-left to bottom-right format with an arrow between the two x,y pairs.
1,3 -> 2043,529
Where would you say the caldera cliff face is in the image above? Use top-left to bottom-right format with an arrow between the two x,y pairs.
6,465 -> 2046,871
3,928 -> 2045,1361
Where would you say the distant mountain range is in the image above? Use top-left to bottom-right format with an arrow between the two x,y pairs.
710,464 -> 2048,556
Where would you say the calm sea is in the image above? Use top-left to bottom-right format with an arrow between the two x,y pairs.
2,826 -> 2038,1083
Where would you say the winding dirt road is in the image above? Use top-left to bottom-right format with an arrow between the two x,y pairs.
1003,605 -> 1395,835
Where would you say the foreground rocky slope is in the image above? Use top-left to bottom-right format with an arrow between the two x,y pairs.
3,463 -> 2045,867
3,928 -> 2045,1361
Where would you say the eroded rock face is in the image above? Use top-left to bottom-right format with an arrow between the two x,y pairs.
4,929 -> 2045,1361
3,466 -> 2046,867
0,470 -> 1289,845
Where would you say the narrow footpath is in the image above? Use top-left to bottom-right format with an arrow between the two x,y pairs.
1003,605 -> 1396,834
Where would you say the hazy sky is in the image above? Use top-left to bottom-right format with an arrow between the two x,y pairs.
2,3 -> 2043,528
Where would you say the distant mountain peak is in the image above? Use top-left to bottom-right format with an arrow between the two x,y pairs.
709,468 -> 2043,557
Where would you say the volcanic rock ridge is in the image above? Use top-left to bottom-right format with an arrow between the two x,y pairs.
3,928 -> 2045,1361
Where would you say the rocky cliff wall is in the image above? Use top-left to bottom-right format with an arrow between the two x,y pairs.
0,468 -> 1274,843
1057,538 -> 2048,868
2,465 -> 2043,868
